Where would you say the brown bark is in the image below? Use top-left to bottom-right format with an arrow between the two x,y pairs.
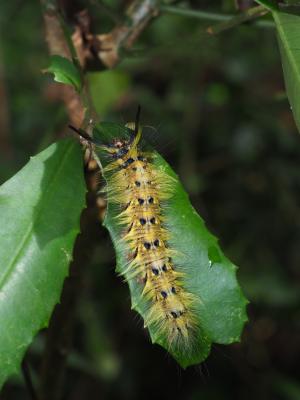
41,2 -> 85,127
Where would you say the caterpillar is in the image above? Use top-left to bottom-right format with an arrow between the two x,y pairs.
70,108 -> 248,367
70,110 -> 200,355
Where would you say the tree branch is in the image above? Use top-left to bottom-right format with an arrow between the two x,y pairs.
74,0 -> 160,69
41,0 -> 85,127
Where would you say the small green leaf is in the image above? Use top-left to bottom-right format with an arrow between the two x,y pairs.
0,139 -> 86,388
46,55 -> 82,91
273,11 -> 300,133
92,122 -> 248,368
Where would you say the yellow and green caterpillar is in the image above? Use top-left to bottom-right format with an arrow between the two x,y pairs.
70,109 -> 247,368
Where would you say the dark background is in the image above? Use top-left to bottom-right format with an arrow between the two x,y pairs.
1,1 -> 300,399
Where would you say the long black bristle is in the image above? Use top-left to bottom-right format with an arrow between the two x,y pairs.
68,125 -> 95,143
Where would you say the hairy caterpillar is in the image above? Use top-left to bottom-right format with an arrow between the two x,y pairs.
104,126 -> 198,347
70,112 -> 201,352
70,109 -> 247,367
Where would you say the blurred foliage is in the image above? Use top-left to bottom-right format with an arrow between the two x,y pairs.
0,0 -> 300,399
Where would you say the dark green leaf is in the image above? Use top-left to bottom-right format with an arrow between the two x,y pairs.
92,122 -> 248,368
0,139 -> 85,388
46,55 -> 82,92
273,11 -> 300,133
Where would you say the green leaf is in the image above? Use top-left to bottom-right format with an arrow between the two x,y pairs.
46,55 -> 82,92
273,11 -> 300,133
0,139 -> 85,388
92,122 -> 248,368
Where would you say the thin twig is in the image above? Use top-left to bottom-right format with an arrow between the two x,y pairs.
160,5 -> 275,29
21,360 -> 39,400
207,5 -> 271,35
161,5 -> 235,21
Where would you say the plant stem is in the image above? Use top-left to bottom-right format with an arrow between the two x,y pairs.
207,5 -> 271,34
22,360 -> 39,400
161,5 -> 235,21
160,5 -> 275,29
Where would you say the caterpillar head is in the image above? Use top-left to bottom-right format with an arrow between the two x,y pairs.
69,106 -> 142,160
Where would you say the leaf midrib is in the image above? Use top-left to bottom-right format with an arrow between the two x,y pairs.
0,142 -> 74,293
